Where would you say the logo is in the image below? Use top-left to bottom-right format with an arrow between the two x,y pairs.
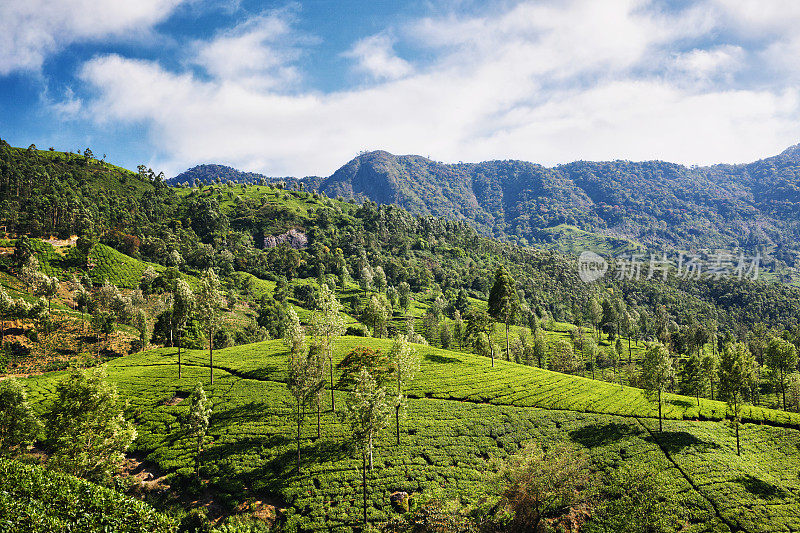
578,251 -> 608,283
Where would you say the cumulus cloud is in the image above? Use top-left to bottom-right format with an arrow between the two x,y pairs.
193,10 -> 304,89
343,34 -> 412,81
0,0 -> 185,75
77,0 -> 800,177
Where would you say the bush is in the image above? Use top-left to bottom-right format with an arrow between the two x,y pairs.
346,324 -> 369,337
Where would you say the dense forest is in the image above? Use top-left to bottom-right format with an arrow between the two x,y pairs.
173,147 -> 800,278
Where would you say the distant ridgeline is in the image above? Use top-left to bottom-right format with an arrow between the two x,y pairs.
170,147 -> 800,273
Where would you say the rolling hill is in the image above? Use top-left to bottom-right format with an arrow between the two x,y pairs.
21,338 -> 800,532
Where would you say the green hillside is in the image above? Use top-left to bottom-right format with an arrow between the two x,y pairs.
21,339 -> 800,532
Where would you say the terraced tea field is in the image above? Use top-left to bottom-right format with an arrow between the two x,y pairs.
22,338 -> 800,532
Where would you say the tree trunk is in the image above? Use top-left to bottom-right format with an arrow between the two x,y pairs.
362,453 -> 368,527
782,370 -> 787,411
396,404 -> 401,445
317,402 -> 321,439
296,402 -> 301,473
735,414 -> 740,456
505,322 -> 510,362
209,327 -> 214,385
490,343 -> 494,367
658,389 -> 663,433
178,330 -> 182,379
329,357 -> 336,412
369,434 -> 373,471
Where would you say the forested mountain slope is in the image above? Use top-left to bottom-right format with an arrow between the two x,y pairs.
170,146 -> 800,268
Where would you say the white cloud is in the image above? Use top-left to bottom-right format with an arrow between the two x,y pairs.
671,45 -> 744,83
76,0 -> 800,177
344,34 -> 412,81
0,0 -> 185,75
193,10 -> 303,89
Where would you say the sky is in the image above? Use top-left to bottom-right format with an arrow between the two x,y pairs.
2,0 -> 800,178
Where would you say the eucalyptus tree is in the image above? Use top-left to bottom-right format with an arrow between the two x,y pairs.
173,278 -> 195,379
641,343 -> 675,433
388,335 -> 420,445
197,269 -> 224,384
718,343 -> 756,456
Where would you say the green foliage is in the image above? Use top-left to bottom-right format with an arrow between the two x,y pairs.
0,377 -> 40,452
45,366 -> 137,481
0,458 -> 177,532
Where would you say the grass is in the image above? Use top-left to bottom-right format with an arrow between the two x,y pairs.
20,337 -> 800,532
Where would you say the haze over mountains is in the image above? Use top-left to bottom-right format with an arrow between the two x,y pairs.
172,146 -> 800,258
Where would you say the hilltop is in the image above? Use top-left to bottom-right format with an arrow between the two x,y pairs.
173,147 -> 800,272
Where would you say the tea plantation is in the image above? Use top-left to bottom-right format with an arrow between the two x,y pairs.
0,459 -> 176,532
21,338 -> 800,532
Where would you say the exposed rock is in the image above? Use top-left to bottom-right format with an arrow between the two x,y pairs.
263,228 -> 308,249
390,491 -> 410,513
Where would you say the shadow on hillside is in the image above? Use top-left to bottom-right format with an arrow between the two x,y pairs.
425,353 -> 460,364
667,398 -> 694,409
646,431 -> 720,454
569,422 -> 640,448
733,475 -> 788,499
212,401 -> 279,427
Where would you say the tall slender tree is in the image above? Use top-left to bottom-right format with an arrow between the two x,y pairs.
186,382 -> 212,475
197,269 -> 224,384
388,335 -> 420,445
343,368 -> 391,527
767,337 -> 798,411
173,279 -> 195,380
718,343 -> 756,456
310,284 -> 346,412
641,343 -> 675,433
488,266 -> 518,361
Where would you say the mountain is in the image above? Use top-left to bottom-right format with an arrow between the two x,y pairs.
170,163 -> 324,190
171,146 -> 800,273
315,148 -> 800,252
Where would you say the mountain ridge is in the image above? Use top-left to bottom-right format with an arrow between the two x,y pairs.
170,146 -> 800,263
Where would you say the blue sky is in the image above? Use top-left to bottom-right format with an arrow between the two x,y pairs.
2,0 -> 800,178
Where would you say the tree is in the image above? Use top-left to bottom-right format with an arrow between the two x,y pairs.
532,328 -> 548,368
701,352 -> 718,401
197,269 -> 224,384
550,339 -> 580,374
681,352 -> 705,406
173,279 -> 195,379
0,286 -> 10,348
360,266 -> 373,296
342,368 -> 391,527
134,308 -> 148,351
640,343 -> 675,432
45,367 -> 137,481
0,377 -> 40,453
496,442 -> 589,532
465,307 -> 496,366
608,344 -> 620,385
453,310 -> 464,349
588,296 -> 602,340
766,337 -> 798,411
718,343 -> 756,456
373,266 -> 387,292
488,266 -> 518,361
388,335 -> 420,445
73,282 -> 91,351
35,274 -> 59,314
310,284 -> 346,412
186,382 -> 212,475
362,294 -> 389,338
397,282 -> 411,313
